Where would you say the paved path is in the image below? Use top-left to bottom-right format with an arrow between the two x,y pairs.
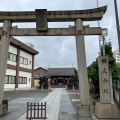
18,88 -> 62,120
0,98 -> 43,120
0,90 -> 48,120
1,88 -> 92,120
58,90 -> 78,120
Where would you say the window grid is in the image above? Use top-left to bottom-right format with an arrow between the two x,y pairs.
5,75 -> 15,84
20,56 -> 28,65
8,52 -> 17,62
19,77 -> 27,84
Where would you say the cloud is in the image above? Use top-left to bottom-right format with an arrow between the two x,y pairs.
0,0 -> 120,69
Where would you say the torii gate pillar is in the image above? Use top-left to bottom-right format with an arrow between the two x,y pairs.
0,20 -> 11,115
75,18 -> 94,117
75,18 -> 90,105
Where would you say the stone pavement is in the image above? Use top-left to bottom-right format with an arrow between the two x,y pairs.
0,98 -> 43,120
67,90 -> 92,120
58,90 -> 78,120
0,88 -> 93,120
18,88 -> 62,120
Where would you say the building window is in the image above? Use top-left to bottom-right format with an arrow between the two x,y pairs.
8,52 -> 17,62
117,59 -> 120,61
117,53 -> 120,55
117,55 -> 120,58
29,61 -> 31,65
19,77 -> 27,84
5,75 -> 15,84
20,57 -> 28,65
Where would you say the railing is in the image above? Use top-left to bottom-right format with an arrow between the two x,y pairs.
26,102 -> 47,120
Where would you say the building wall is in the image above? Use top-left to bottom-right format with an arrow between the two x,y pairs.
4,69 -> 16,90
34,79 -> 40,88
18,71 -> 32,88
6,69 -> 16,76
7,46 -> 17,66
113,50 -> 120,63
116,52 -> 120,63
4,43 -> 35,91
20,50 -> 32,69
51,77 -> 70,85
34,68 -> 48,78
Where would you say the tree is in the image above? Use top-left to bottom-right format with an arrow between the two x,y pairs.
88,59 -> 99,93
112,63 -> 120,88
74,68 -> 78,79
88,42 -> 119,94
68,68 -> 79,89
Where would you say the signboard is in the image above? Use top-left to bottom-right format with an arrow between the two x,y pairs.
98,55 -> 111,103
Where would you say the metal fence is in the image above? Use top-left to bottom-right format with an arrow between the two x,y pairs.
26,102 -> 47,120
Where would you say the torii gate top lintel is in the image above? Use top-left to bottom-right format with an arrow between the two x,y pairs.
0,6 -> 107,22
0,5 -> 107,107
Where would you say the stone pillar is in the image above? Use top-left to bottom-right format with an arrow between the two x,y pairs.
16,48 -> 20,89
93,55 -> 120,119
31,55 -> 34,88
98,56 -> 111,103
0,20 -> 12,105
75,19 -> 94,118
73,85 -> 74,90
75,18 -> 90,106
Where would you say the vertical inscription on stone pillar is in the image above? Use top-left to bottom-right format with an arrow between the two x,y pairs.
35,9 -> 48,31
98,55 -> 111,103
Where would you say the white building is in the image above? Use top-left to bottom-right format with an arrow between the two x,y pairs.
113,50 -> 120,63
0,37 -> 39,91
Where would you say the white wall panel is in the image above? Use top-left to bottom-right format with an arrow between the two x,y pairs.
18,71 -> 32,88
20,50 -> 32,69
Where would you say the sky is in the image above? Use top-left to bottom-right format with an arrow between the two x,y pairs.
0,0 -> 120,69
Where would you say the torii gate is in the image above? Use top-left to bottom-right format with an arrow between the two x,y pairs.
0,6 -> 107,115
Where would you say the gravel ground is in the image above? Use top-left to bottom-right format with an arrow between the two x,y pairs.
0,89 -> 50,120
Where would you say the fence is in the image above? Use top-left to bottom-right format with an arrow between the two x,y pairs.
26,102 -> 47,120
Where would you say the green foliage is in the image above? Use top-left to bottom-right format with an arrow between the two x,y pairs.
74,68 -> 78,79
88,42 -> 119,91
112,63 -> 120,88
88,59 -> 99,90
67,68 -> 79,89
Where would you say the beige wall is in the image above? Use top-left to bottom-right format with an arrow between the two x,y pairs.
34,79 -> 40,87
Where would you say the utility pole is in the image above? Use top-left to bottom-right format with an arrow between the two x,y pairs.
114,0 -> 120,107
114,0 -> 120,53
97,0 -> 101,55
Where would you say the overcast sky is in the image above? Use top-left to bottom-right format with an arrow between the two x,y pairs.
0,0 -> 120,69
